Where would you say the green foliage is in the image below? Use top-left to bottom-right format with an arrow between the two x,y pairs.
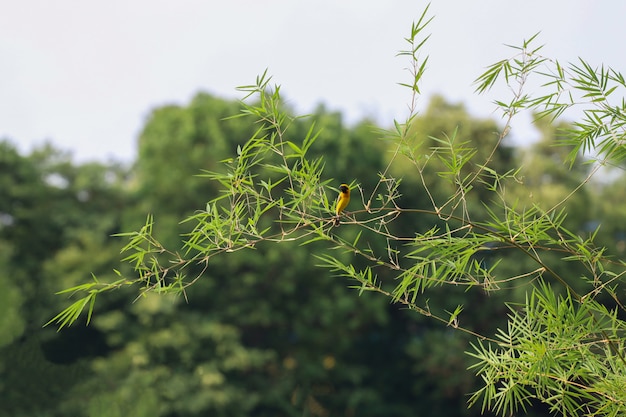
0,241 -> 25,348
2,4 -> 624,417
469,281 -> 626,416
61,310 -> 275,417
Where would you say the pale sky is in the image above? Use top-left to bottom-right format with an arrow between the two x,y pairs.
1,1 -> 624,162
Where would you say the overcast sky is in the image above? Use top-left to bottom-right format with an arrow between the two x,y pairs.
1,1 -> 624,162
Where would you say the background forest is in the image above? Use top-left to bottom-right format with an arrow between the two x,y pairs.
2,89 -> 625,416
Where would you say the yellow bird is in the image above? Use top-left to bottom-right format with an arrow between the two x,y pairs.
334,183 -> 351,226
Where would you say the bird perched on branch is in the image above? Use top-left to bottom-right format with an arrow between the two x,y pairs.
334,183 -> 351,226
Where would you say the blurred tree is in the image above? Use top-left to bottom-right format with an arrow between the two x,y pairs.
15,75 -> 623,416
22,8 -> 626,414
36,86 -> 615,416
58,94 -> 423,417
0,239 -> 24,349
133,93 -> 259,247
0,140 -> 130,416
12,31 -> 626,416
508,116 -> 592,230
595,173 -> 626,255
